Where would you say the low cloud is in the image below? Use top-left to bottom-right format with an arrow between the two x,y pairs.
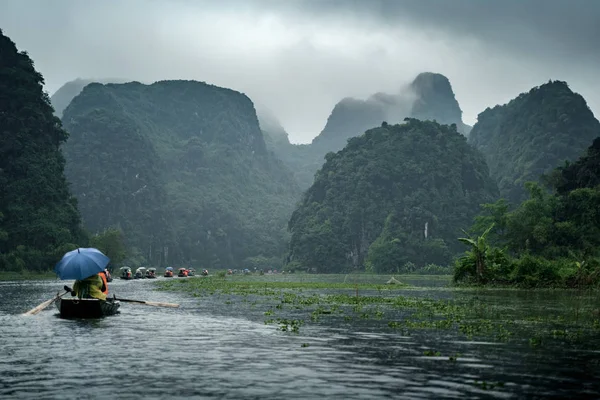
1,0 -> 598,143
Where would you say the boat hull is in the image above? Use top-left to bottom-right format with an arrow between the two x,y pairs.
56,298 -> 120,319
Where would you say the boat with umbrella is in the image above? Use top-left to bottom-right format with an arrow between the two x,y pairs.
53,247 -> 121,319
22,248 -> 181,318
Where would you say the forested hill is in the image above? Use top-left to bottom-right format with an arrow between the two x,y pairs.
62,80 -> 300,268
468,80 -> 600,203
0,29 -> 83,271
50,78 -> 128,117
287,119 -> 499,273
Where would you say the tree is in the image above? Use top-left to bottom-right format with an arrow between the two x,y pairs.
457,224 -> 495,281
89,228 -> 127,269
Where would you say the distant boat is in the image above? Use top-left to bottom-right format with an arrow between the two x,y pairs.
145,268 -> 157,279
120,267 -> 132,280
178,268 -> 188,277
134,267 -> 147,279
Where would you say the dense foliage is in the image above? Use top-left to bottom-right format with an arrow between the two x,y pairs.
62,80 -> 300,269
469,80 -> 600,203
0,30 -> 84,272
455,137 -> 600,286
89,228 -> 127,270
287,119 -> 499,273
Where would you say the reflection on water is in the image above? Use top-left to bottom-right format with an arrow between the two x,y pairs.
0,277 -> 599,399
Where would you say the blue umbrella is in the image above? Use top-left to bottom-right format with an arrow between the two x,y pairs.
54,248 -> 110,280
166,267 -> 174,271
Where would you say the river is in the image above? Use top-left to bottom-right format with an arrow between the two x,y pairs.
1,277 -> 599,399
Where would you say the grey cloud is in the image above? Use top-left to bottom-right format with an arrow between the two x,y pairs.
0,0 -> 598,143
273,0 -> 600,63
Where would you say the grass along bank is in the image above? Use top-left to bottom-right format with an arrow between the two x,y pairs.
159,273 -> 600,351
0,270 -> 57,281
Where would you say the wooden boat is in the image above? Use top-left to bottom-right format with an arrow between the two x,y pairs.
120,267 -> 132,280
134,267 -> 146,279
56,297 -> 120,319
145,268 -> 157,279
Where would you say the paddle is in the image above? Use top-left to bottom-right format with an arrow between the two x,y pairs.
114,297 -> 179,308
23,290 -> 69,316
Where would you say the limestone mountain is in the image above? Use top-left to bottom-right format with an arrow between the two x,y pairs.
287,119 -> 499,273
468,80 -> 600,203
410,72 -> 471,135
62,80 -> 300,268
268,72 -> 470,191
311,72 -> 469,155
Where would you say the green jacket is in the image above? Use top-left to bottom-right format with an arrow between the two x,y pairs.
73,274 -> 107,300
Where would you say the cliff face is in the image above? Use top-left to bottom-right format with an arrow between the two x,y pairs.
62,80 -> 300,267
469,80 -> 600,203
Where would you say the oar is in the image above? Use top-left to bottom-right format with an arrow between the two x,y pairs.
23,290 -> 69,316
114,297 -> 179,308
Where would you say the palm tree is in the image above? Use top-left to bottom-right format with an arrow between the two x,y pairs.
458,223 -> 495,282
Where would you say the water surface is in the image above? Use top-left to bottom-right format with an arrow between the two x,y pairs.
1,277 -> 598,399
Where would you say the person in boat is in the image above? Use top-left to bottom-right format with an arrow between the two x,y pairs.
68,273 -> 107,301
99,270 -> 109,296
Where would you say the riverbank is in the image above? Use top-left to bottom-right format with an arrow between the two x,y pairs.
0,271 -> 57,281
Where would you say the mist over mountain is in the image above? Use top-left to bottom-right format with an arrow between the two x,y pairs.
410,72 -> 471,135
261,72 -> 470,190
50,78 -> 129,117
311,72 -> 468,154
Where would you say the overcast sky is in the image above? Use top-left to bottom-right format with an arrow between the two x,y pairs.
1,0 -> 598,143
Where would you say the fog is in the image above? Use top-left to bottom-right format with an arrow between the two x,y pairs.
1,0 -> 598,143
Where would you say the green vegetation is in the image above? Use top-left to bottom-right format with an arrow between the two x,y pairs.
0,270 -> 57,281
0,29 -> 84,272
455,138 -> 600,287
62,80 -> 300,269
287,119 -> 498,273
469,80 -> 600,203
160,274 -> 599,351
89,228 -> 127,269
